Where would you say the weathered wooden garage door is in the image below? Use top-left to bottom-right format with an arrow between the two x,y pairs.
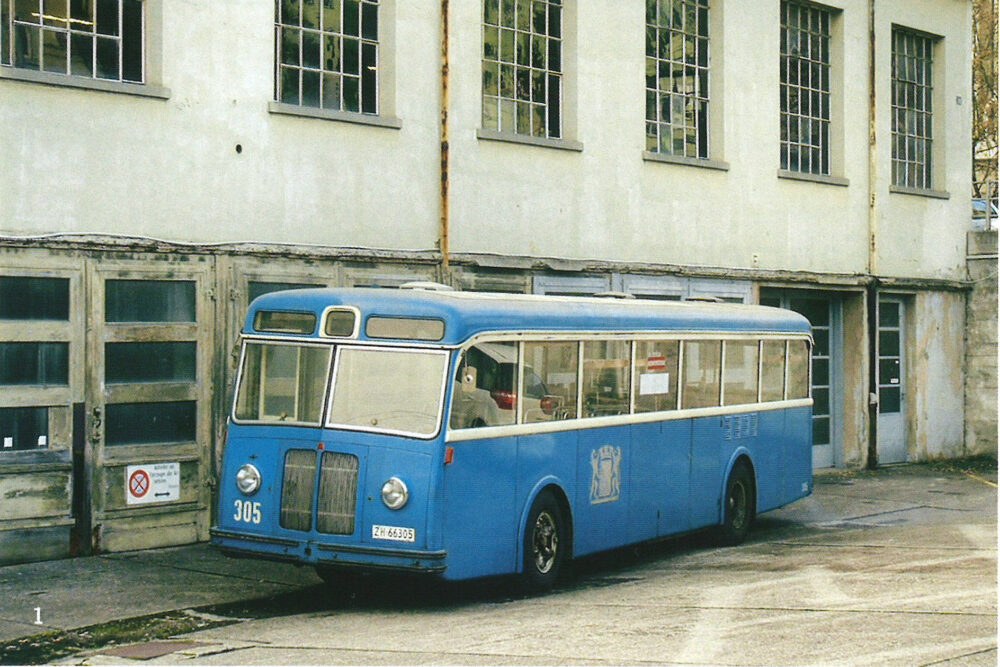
85,258 -> 215,553
0,258 -> 85,564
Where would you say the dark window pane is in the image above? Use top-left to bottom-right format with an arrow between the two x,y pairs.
879,301 -> 900,328
95,0 -> 119,36
0,407 -> 48,451
95,36 -> 119,79
247,281 -> 320,302
879,386 -> 901,413
0,277 -> 69,320
121,0 -> 142,82
360,0 -> 376,40
0,343 -> 69,385
105,401 -> 197,445
812,328 -> 829,356
812,415 -> 830,445
70,33 -> 94,76
343,0 -> 359,36
361,41 -> 376,113
789,298 -> 829,326
812,357 -> 829,386
812,387 -> 829,415
106,342 -> 196,383
879,330 -> 900,357
105,280 -> 196,323
880,358 -> 900,385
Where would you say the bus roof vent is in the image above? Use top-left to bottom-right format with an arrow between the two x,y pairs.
593,291 -> 636,299
399,281 -> 455,292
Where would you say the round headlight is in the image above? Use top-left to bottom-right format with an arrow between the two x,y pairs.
381,477 -> 409,510
236,464 -> 261,495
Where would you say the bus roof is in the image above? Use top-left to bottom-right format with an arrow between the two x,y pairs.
244,287 -> 813,344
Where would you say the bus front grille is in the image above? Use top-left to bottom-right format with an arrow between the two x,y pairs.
280,449 -> 317,531
317,452 -> 359,535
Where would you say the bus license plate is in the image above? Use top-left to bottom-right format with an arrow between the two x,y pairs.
372,524 -> 416,542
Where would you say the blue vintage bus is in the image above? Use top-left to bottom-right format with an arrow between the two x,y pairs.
211,286 -> 813,591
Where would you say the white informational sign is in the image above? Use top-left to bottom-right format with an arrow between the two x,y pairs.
125,462 -> 180,505
639,372 -> 671,396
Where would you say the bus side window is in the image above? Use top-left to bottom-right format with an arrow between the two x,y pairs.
723,340 -> 760,406
523,341 -> 578,422
449,343 -> 518,429
583,340 -> 630,417
634,340 -> 679,413
760,340 -> 786,401
787,339 -> 810,399
681,340 -> 722,409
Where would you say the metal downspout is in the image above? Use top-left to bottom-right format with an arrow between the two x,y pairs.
866,0 -> 879,469
439,0 -> 450,273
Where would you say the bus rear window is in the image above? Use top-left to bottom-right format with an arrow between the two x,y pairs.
235,343 -> 331,424
254,311 -> 317,335
366,316 -> 445,341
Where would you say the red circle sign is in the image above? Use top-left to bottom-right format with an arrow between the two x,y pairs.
129,469 -> 150,498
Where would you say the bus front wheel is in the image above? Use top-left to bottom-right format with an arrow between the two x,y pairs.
719,463 -> 755,546
520,490 -> 566,594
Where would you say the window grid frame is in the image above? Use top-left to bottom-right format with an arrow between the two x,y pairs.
779,0 -> 832,176
275,0 -> 380,115
891,27 -> 934,190
481,0 -> 563,140
1,0 -> 144,83
645,0 -> 710,159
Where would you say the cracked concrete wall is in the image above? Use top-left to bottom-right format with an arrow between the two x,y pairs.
965,231 -> 998,458
906,291 -> 967,461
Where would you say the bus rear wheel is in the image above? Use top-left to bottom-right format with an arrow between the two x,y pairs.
719,463 -> 755,546
520,491 -> 566,594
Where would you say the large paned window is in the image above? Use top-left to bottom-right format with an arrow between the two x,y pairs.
0,276 -> 72,455
891,27 -> 934,189
1,0 -> 144,82
0,276 -> 69,319
523,341 -> 576,421
780,0 -> 831,175
722,340 -> 759,406
482,0 -> 562,139
645,0 -> 710,158
0,342 -> 69,385
103,279 -> 199,446
0,406 -> 48,451
582,340 -> 630,417
681,340 -> 721,409
276,0 -> 379,113
633,340 -> 679,413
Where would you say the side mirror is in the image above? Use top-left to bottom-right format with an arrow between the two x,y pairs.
462,366 -> 477,393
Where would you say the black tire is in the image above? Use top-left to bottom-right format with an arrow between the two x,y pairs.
520,491 -> 566,594
718,463 -> 755,546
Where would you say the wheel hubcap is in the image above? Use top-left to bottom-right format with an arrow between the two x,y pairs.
729,480 -> 747,530
532,510 -> 559,574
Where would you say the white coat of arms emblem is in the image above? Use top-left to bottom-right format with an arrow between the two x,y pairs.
589,445 -> 622,504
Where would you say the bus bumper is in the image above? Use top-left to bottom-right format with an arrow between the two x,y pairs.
210,527 -> 449,574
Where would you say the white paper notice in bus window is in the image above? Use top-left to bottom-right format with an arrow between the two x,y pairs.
639,372 -> 671,395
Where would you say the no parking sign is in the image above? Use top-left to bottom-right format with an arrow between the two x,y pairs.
125,463 -> 180,505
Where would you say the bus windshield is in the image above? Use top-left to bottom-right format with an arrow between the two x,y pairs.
234,342 -> 331,424
233,341 -> 449,437
326,346 -> 449,437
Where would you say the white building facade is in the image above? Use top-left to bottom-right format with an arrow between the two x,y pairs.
0,0 -> 977,562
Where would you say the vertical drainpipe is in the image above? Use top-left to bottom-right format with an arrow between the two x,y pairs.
439,0 -> 451,275
866,0 -> 879,469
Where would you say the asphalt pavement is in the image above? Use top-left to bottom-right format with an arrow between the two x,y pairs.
0,462 -> 995,665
